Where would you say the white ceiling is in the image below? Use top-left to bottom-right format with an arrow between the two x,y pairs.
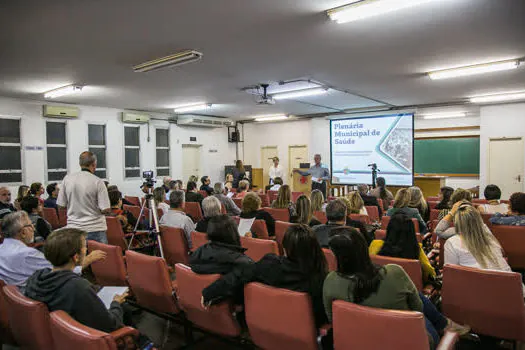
1,0 -> 524,120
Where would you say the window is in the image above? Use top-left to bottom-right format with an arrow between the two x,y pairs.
156,128 -> 170,177
46,121 -> 68,181
88,124 -> 107,179
124,126 -> 140,178
0,118 -> 22,183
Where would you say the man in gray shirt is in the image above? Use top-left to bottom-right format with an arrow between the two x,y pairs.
212,182 -> 241,216
294,154 -> 331,198
159,190 -> 195,248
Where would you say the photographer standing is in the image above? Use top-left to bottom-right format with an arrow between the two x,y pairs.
58,152 -> 111,243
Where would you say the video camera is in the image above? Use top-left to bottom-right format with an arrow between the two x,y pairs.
368,163 -> 379,171
141,170 -> 156,189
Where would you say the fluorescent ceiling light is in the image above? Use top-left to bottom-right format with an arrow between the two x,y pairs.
470,91 -> 525,104
133,50 -> 203,73
254,115 -> 288,122
173,103 -> 211,113
327,0 -> 433,24
428,59 -> 520,80
44,85 -> 83,99
420,112 -> 467,119
272,87 -> 329,100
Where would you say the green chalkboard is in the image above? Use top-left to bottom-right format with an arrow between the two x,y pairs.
414,137 -> 480,175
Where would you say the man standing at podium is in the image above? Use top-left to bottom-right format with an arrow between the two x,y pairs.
294,154 -> 330,198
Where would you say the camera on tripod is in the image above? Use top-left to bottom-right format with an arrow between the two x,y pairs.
368,163 -> 378,171
141,170 -> 156,189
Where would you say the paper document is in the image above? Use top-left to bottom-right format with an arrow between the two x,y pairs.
97,286 -> 129,309
311,177 -> 323,184
238,218 -> 255,237
227,192 -> 235,198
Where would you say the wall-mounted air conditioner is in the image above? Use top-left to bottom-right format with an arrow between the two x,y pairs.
176,115 -> 234,128
43,105 -> 79,118
121,112 -> 150,123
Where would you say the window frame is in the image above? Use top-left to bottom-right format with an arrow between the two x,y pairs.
155,126 -> 170,178
87,122 -> 108,180
123,124 -> 141,179
0,115 -> 23,186
45,119 -> 68,183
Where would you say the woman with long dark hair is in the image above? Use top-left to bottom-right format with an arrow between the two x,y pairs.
202,224 -> 328,327
370,177 -> 393,211
435,186 -> 454,219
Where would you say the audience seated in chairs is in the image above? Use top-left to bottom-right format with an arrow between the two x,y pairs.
153,187 -> 170,216
213,182 -> 241,216
159,190 -> 195,247
310,189 -> 326,212
0,186 -> 16,220
478,184 -> 509,215
240,192 -> 275,237
370,177 -> 394,211
185,181 -> 204,206
0,212 -> 103,292
357,184 -> 382,217
107,190 -> 138,233
490,192 -> 525,226
13,185 -> 30,211
20,195 -> 52,241
408,186 -> 430,222
200,176 -> 214,196
271,184 -> 297,220
235,180 -> 250,199
202,224 -> 328,328
190,215 -> 253,304
196,196 -> 223,233
345,191 -> 368,215
323,227 -> 469,348
435,186 -> 454,219
292,195 -> 322,227
43,183 -> 59,210
24,228 -> 154,348
370,212 -> 436,282
386,188 -> 427,234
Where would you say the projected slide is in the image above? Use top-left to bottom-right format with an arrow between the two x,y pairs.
330,113 -> 414,186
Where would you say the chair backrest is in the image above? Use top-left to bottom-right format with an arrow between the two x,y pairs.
262,207 -> 290,222
349,214 -> 370,225
442,264 -> 525,341
275,221 -> 293,255
370,255 -> 423,291
365,206 -> 380,222
42,207 -> 61,229
244,282 -> 319,350
323,248 -> 337,272
241,236 -> 279,261
159,226 -> 190,266
492,225 -> 525,269
3,285 -> 54,349
374,229 -> 386,240
184,202 -> 203,223
377,198 -> 384,210
291,192 -> 303,203
190,231 -> 208,252
313,211 -> 327,224
175,264 -> 241,337
429,209 -> 439,222
58,207 -> 68,227
426,196 -> 439,202
124,196 -> 140,206
125,250 -> 180,314
480,213 -> 493,228
258,193 -> 270,208
50,310 -> 118,350
105,216 -> 127,251
428,201 -> 439,210
198,190 -> 208,198
0,280 -> 16,345
267,190 -> 278,203
123,205 -> 143,221
252,219 -> 269,239
233,198 -> 243,209
472,199 -> 489,204
332,300 -> 430,350
87,240 -> 127,286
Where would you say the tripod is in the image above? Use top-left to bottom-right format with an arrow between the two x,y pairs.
371,165 -> 380,188
128,188 -> 165,259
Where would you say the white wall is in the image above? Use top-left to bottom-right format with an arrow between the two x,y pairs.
0,96 -> 235,197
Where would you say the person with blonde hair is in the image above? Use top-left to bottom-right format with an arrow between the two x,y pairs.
345,191 -> 368,215
14,185 -> 30,211
386,189 -> 427,234
407,186 -> 429,222
293,195 -> 321,227
310,189 -> 325,212
271,184 -> 297,219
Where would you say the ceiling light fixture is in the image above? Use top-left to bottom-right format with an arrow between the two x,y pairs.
44,85 -> 83,99
133,50 -> 203,73
428,59 -> 520,80
470,91 -> 525,104
420,112 -> 467,119
173,103 -> 212,113
254,115 -> 289,122
327,0 -> 433,24
272,87 -> 329,100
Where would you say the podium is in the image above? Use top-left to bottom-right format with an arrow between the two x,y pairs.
292,168 -> 312,195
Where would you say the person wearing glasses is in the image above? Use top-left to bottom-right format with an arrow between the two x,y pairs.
0,211 -> 105,293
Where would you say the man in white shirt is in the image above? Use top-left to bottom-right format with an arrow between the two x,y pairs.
159,190 -> 195,248
268,157 -> 284,185
57,151 -> 111,243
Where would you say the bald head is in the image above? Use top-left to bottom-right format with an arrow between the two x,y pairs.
79,151 -> 97,172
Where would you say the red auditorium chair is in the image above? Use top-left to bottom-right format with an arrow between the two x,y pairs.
0,280 -> 16,346
87,240 -> 127,286
292,192 -> 303,203
42,207 -> 61,230
426,196 -> 440,202
244,282 -> 325,350
233,198 -> 243,209
442,265 -> 525,343
184,202 -> 203,223
428,201 -> 439,210
365,206 -> 380,222
430,209 -> 439,222
492,225 -> 525,270
275,221 -> 293,254
262,207 -> 290,222
370,255 -> 423,291
349,213 -> 371,225
258,193 -> 270,207
159,226 -> 190,266
241,236 -> 279,261
198,190 -> 208,198
313,211 -> 327,224
105,216 -> 149,252
175,264 -> 242,338
126,250 -> 181,315
190,231 -> 208,252
124,196 -> 140,206
50,310 -> 139,350
3,285 -> 54,349
377,198 -> 384,211
472,199 -> 489,204
332,300 -> 459,350
58,207 -> 68,227
252,219 -> 269,239
480,213 -> 493,228
267,190 -> 278,203
323,248 -> 337,272
123,204 -> 146,221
